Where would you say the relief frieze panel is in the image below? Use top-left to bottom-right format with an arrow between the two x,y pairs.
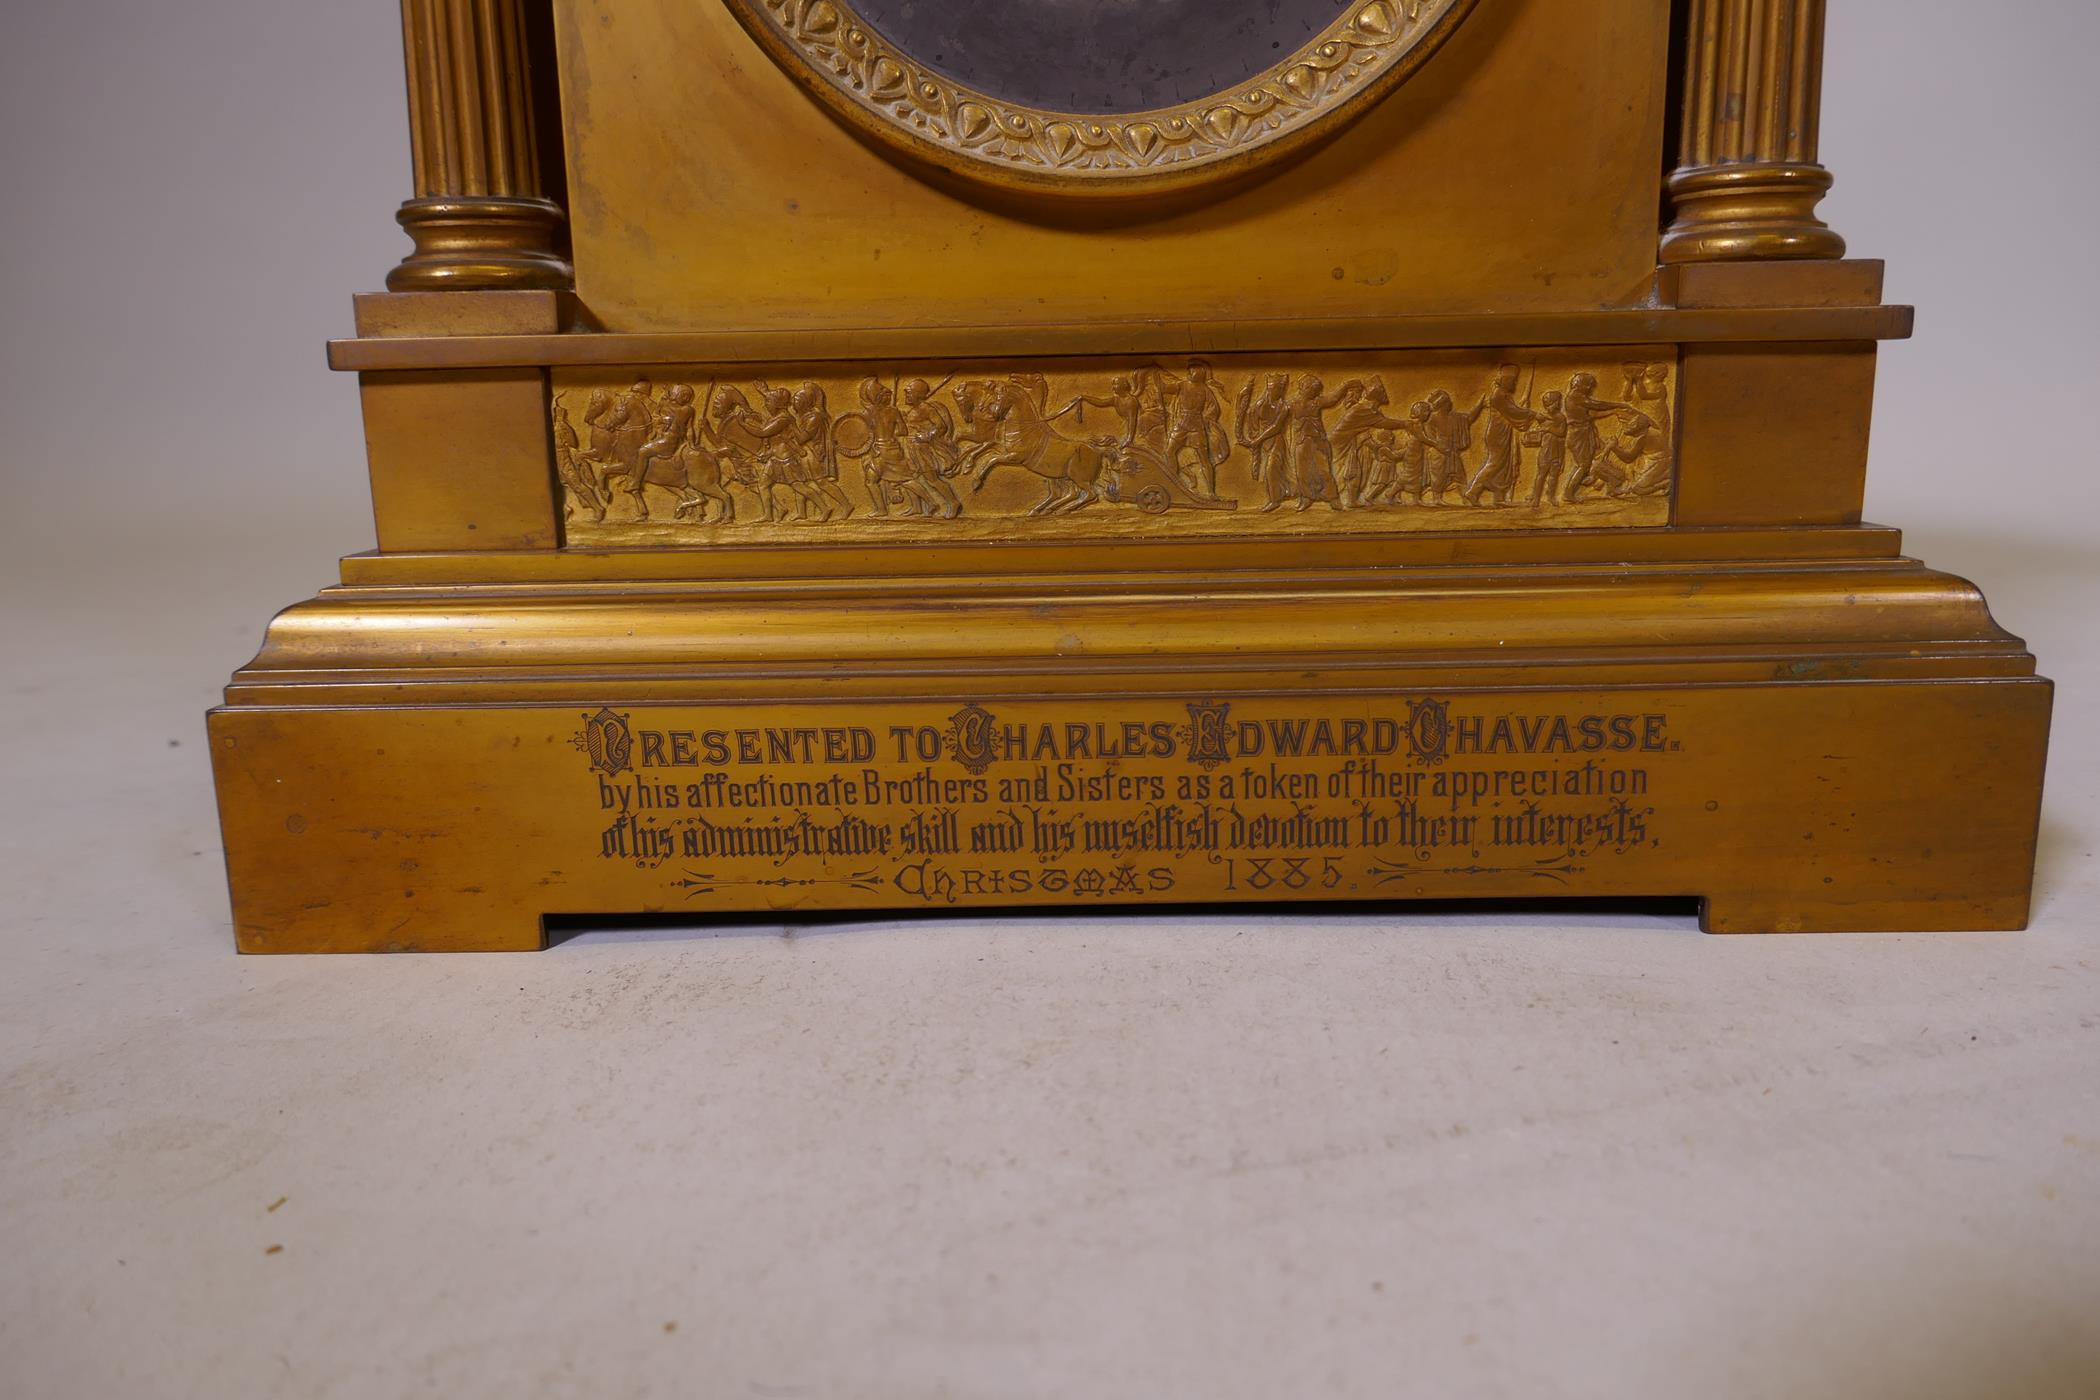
554,349 -> 1675,546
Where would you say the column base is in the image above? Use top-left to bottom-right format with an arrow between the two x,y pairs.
1661,163 -> 1847,265
386,196 -> 572,292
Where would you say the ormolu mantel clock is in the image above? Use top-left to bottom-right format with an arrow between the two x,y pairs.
209,0 -> 2054,950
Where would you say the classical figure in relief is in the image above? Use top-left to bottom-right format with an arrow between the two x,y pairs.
1525,390 -> 1569,507
1282,376 -> 1349,511
578,382 -> 733,524
1603,410 -> 1674,498
1414,389 -> 1482,505
1560,372 -> 1633,502
1130,368 -> 1172,456
1054,374 -> 1144,452
1387,400 -> 1433,505
656,386 -> 740,522
1329,379 -> 1410,510
1623,362 -> 1673,438
1464,363 -> 1536,507
1235,373 -> 1291,513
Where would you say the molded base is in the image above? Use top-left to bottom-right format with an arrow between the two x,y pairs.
208,552 -> 2052,950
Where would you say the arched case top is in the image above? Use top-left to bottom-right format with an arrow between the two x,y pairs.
720,0 -> 1481,198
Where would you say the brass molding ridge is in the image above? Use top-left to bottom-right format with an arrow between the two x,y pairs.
224,656 -> 2041,711
337,524 -> 1908,587
721,0 -> 1480,199
331,556 -> 1926,602
227,561 -> 2023,696
329,305 -> 1916,372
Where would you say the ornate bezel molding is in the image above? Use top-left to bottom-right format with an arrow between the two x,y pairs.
719,0 -> 1481,198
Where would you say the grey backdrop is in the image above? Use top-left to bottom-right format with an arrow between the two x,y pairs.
4,1 -> 2094,568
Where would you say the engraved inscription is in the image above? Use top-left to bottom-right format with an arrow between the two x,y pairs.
568,696 -> 1677,910
556,351 -> 1676,544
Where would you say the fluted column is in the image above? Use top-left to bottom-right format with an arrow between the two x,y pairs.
388,0 -> 571,291
1661,0 -> 1845,264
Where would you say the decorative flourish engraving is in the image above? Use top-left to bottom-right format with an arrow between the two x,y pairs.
1365,855 -> 1590,885
557,351 -> 1676,543
676,869 -> 886,897
724,0 -> 1475,189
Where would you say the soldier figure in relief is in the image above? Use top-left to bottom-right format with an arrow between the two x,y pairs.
1235,373 -> 1292,513
706,385 -> 793,523
854,378 -> 939,518
584,377 -> 655,501
744,384 -> 832,521
1463,363 -> 1535,507
901,378 -> 964,519
552,399 -> 606,523
614,384 -> 726,523
625,383 -> 697,516
791,383 -> 854,521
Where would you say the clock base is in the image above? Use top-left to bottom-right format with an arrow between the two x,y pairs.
208,542 -> 2051,951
